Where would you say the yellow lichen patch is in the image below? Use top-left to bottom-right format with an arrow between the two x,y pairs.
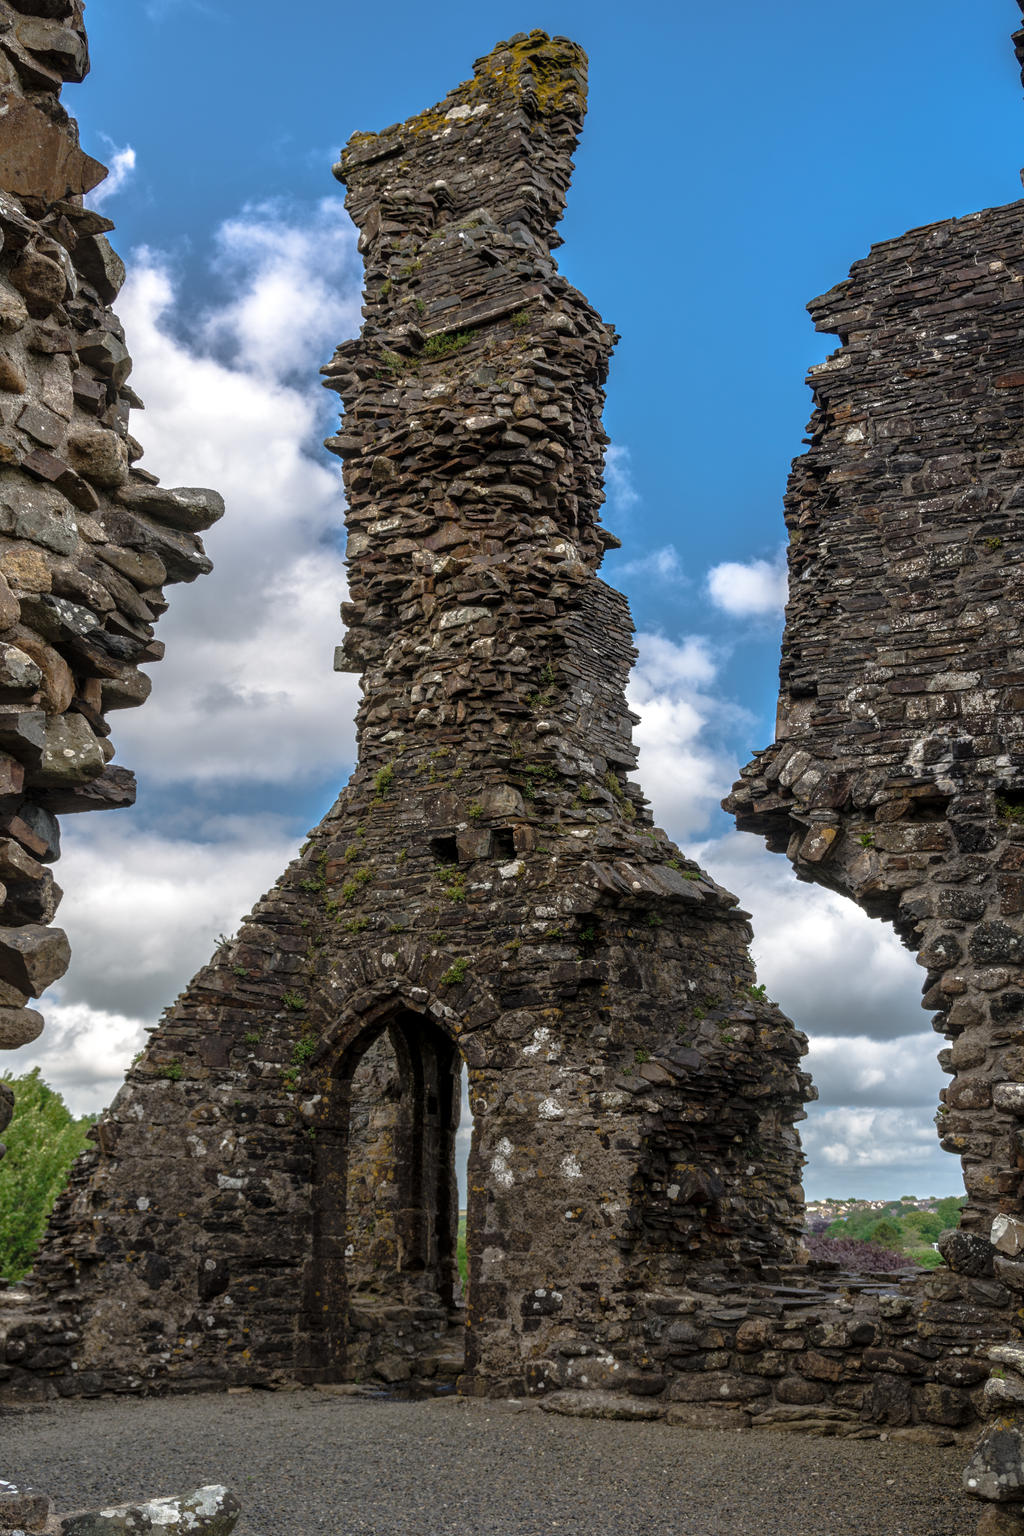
402,31 -> 586,139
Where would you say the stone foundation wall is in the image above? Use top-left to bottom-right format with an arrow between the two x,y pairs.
0,0 -> 219,1126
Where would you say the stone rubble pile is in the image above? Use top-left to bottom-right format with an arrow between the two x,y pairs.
0,0 -> 221,1144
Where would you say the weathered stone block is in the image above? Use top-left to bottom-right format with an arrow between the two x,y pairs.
0,1486 -> 53,1532
0,922 -> 69,994
0,102 -> 105,199
115,482 -> 225,532
0,1004 -> 43,1048
541,1389 -> 664,1420
967,1415 -> 1024,1502
59,1487 -> 240,1536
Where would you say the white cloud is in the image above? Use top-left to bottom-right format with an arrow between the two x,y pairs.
805,1033 -> 944,1109
603,442 -> 639,514
687,831 -> 961,1199
629,633 -> 742,839
691,831 -> 925,1040
202,200 -> 364,380
2,199 -> 367,1111
635,632 -> 716,691
88,145 -> 137,210
707,548 -> 788,617
49,816 -> 300,1017
617,544 -> 683,582
7,1005 -> 146,1118
111,199 -> 363,786
802,1107 -> 941,1169
4,815 -> 301,1111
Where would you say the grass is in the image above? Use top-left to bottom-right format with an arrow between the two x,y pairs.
457,1211 -> 467,1288
423,330 -> 474,359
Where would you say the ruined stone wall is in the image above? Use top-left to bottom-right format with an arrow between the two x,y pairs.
724,169 -> 1024,1264
3,17 -> 1023,1453
0,32 -> 812,1403
0,0 -> 220,1142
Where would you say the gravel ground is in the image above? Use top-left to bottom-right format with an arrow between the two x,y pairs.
1,1389 -> 980,1536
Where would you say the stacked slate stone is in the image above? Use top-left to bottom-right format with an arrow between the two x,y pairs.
0,0 -> 221,1145
0,32 -> 812,1402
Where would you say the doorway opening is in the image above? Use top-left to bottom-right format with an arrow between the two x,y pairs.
312,1007 -> 468,1385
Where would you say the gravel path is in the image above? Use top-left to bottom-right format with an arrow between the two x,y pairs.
1,1389 -> 979,1536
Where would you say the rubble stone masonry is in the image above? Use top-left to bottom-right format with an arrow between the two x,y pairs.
0,0 -> 220,1150
725,25 -> 1024,1285
0,32 -> 814,1402
7,17 -> 1024,1472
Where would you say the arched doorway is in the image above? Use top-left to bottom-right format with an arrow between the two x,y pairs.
308,1007 -> 466,1385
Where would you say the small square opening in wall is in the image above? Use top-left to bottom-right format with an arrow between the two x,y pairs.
996,788 -> 1024,826
430,835 -> 459,863
491,828 -> 516,860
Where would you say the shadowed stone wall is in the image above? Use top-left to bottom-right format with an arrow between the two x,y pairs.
0,0 -> 220,1146
0,31 -> 811,1401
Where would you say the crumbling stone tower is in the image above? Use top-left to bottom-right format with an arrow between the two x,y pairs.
726,11 -> 1024,1282
0,0 -> 220,1142
2,33 -> 810,1399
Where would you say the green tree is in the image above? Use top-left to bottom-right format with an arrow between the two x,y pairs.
936,1195 -> 966,1228
904,1209 -> 944,1243
0,1069 -> 95,1281
827,1207 -> 876,1242
866,1217 -> 905,1250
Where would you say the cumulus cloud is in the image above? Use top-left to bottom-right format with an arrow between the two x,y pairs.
111,198 -> 363,786
202,201 -> 364,380
805,1034 -> 944,1110
684,830 -> 962,1199
4,815 -> 302,1109
88,145 -> 137,210
603,442 -> 639,515
800,1106 -> 962,1198
2,199 -> 367,1112
707,548 -> 788,618
10,1005 -> 148,1117
49,816 -> 299,1018
691,831 -> 924,1040
802,1108 -> 942,1171
617,544 -> 683,582
629,633 -> 743,839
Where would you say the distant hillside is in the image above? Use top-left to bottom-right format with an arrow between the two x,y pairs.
805,1194 -> 966,1271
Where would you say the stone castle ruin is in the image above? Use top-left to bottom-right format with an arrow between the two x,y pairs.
5,11 -> 1024,1516
2,30 -> 813,1402
0,0 -> 219,1147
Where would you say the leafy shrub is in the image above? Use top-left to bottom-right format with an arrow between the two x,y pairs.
805,1234 -> 914,1271
0,1069 -> 95,1281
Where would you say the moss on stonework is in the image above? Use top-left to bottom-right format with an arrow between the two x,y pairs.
344,31 -> 585,155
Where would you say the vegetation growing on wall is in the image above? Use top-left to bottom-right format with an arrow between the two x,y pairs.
0,1070 -> 95,1281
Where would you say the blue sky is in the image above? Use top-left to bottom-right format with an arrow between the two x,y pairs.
9,0 -> 1024,1201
